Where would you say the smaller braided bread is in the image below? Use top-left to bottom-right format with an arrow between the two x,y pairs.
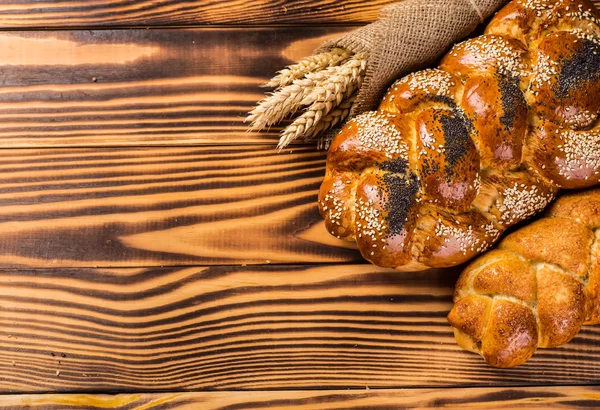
448,188 -> 600,368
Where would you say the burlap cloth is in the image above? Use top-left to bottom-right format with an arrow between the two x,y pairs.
317,0 -> 509,118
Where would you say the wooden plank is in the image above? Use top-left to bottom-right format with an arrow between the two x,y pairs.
0,146 -> 363,268
0,264 -> 599,392
2,386 -> 600,409
0,1 -> 598,28
0,27 -> 350,148
0,0 -> 597,28
0,1 -> 393,28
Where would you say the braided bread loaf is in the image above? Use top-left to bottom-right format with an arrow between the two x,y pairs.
448,188 -> 600,368
319,0 -> 600,271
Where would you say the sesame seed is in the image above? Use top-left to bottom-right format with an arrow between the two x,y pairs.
392,69 -> 455,97
352,112 -> 409,160
434,218 -> 499,255
498,183 -> 555,224
449,35 -> 527,77
557,129 -> 600,179
530,52 -> 559,91
434,221 -> 475,255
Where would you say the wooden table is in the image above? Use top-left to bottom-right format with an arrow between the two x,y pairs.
0,1 -> 599,408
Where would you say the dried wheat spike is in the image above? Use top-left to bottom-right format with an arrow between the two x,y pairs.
277,53 -> 367,148
310,93 -> 357,140
246,66 -> 344,131
264,48 -> 352,89
246,78 -> 314,131
277,101 -> 328,149
248,49 -> 366,148
301,55 -> 366,107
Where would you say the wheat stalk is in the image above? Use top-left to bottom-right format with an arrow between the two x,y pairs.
246,65 -> 347,131
247,48 -> 367,149
310,93 -> 357,140
277,101 -> 335,149
315,95 -> 356,150
277,54 -> 366,148
246,78 -> 314,131
301,54 -> 366,107
264,48 -> 352,89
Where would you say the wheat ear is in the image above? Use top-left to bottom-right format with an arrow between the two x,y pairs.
301,54 -> 366,107
277,54 -> 366,148
315,94 -> 356,150
264,48 -> 351,89
277,83 -> 358,150
310,93 -> 357,140
245,78 -> 313,131
246,66 -> 349,131
277,101 -> 333,150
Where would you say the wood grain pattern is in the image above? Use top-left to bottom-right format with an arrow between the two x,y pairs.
0,1 -> 392,28
0,27 -> 349,147
0,0 -> 597,28
1,0 -> 598,400
3,386 -> 600,409
0,146 -> 364,268
0,264 -> 599,392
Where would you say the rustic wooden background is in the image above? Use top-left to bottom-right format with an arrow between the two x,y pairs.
0,1 -> 599,408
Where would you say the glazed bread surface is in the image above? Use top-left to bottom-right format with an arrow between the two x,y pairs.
319,0 -> 600,271
448,188 -> 600,368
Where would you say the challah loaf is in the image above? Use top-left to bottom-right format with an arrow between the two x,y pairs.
319,0 -> 600,271
448,188 -> 600,368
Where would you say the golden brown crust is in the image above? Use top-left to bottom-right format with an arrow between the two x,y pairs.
499,217 -> 593,277
525,122 -> 600,189
546,184 -> 600,226
529,30 -> 600,129
448,294 -> 492,341
481,298 -> 538,368
327,111 -> 411,172
415,108 -> 480,212
536,264 -> 586,347
472,170 -> 558,227
378,69 -> 460,114
439,34 -> 529,79
461,75 -> 527,170
483,0 -> 533,44
586,240 -> 600,324
320,0 -> 600,271
412,208 -> 502,268
353,172 -> 420,268
318,171 -> 358,241
472,252 -> 537,303
485,0 -> 600,47
547,188 -> 600,324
